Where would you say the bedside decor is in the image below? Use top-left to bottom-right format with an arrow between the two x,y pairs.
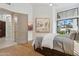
28,22 -> 33,31
35,18 -> 50,33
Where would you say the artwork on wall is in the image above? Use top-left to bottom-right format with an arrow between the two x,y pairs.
35,18 -> 50,33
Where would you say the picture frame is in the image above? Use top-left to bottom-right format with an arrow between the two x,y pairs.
35,18 -> 50,33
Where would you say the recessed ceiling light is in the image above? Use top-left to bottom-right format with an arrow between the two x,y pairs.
49,3 -> 53,6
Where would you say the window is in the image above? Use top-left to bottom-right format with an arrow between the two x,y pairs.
57,8 -> 78,19
57,8 -> 78,35
57,19 -> 78,35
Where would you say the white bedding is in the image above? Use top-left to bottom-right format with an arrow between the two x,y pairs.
41,33 -> 57,49
41,33 -> 79,56
74,41 -> 79,56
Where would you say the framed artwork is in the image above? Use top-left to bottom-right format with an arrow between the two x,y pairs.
35,18 -> 50,33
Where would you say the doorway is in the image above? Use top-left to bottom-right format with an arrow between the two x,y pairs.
14,13 -> 28,44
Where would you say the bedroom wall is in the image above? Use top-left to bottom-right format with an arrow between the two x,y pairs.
32,4 -> 57,39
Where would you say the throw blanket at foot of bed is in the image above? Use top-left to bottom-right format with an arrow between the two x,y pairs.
53,36 -> 74,55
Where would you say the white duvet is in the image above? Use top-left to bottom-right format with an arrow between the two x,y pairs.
41,33 -> 79,55
41,33 -> 57,49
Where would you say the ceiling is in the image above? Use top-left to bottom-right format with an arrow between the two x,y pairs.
31,3 -> 79,12
1,3 -> 79,13
55,3 -> 79,12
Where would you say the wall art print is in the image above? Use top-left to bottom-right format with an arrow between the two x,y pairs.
35,18 -> 50,33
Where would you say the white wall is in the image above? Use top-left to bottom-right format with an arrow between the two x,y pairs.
32,4 -> 57,39
52,5 -> 57,34
28,31 -> 33,41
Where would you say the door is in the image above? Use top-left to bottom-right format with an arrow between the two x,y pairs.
14,13 -> 28,44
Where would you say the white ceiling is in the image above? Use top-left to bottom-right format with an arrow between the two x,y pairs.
1,3 -> 79,13
31,3 -> 79,12
55,3 -> 79,12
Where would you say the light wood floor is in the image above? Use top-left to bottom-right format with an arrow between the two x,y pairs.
0,41 -> 43,56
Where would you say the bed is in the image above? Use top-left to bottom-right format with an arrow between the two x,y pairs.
32,31 -> 79,56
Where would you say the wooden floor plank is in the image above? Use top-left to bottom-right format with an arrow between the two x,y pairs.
0,42 -> 42,56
